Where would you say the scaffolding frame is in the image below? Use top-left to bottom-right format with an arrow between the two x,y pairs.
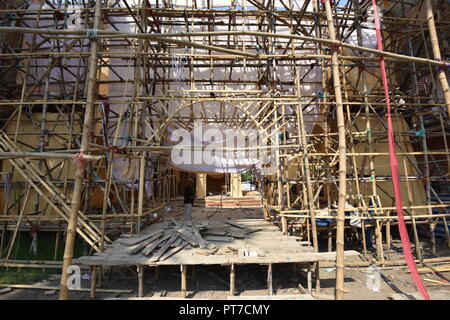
0,0 -> 449,299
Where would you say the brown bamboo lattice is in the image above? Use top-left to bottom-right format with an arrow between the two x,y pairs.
0,0 -> 449,300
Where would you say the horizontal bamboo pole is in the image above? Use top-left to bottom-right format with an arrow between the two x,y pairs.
321,256 -> 450,268
279,203 -> 450,214
278,213 -> 450,220
1,7 -> 448,25
0,151 -> 102,161
1,27 -> 448,67
0,284 -> 132,293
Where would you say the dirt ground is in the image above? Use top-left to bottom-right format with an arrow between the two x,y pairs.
1,205 -> 450,300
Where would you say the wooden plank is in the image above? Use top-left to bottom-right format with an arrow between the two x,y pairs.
149,234 -> 179,262
142,233 -> 173,256
229,230 -> 246,239
202,229 -> 228,236
225,221 -> 247,229
116,224 -> 169,246
171,237 -> 183,248
175,228 -> 199,247
187,221 -> 208,249
203,235 -> 234,242
0,287 -> 12,295
127,232 -> 164,255
160,242 -> 188,261
0,284 -> 133,293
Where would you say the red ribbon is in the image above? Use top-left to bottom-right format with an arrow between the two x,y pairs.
371,1 -> 430,300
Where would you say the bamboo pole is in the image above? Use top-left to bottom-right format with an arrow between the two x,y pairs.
295,77 -> 318,251
59,0 -> 102,300
230,263 -> 236,296
1,28 -> 448,67
323,0 -> 347,300
424,0 -> 450,116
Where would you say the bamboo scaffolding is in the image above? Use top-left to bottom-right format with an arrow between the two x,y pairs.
0,0 -> 449,301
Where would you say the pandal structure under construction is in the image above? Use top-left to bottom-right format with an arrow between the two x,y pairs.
0,0 -> 449,300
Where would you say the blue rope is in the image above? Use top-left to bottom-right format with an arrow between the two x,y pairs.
86,29 -> 99,40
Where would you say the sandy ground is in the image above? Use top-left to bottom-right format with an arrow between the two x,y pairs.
1,205 -> 450,300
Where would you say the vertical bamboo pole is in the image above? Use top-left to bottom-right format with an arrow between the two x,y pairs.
267,263 -> 273,296
90,265 -> 97,300
137,265 -> 144,297
323,0 -> 347,300
59,0 -> 102,300
230,263 -> 235,296
181,264 -> 187,298
354,0 -> 375,260
425,0 -> 450,116
295,76 -> 318,252
137,155 -> 145,236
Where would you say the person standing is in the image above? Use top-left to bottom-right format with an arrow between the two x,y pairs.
183,178 -> 195,220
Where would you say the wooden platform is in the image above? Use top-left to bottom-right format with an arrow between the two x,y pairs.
74,219 -> 359,299
75,219 -> 358,267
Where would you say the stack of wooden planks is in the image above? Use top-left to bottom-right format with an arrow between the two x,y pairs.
120,219 -> 261,262
204,195 -> 261,208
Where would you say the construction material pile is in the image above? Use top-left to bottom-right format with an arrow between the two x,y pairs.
119,219 -> 261,262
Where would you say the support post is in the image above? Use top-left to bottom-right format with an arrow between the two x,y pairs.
137,265 -> 144,297
90,265 -> 97,300
425,0 -> 450,116
59,0 -> 102,300
267,263 -> 273,296
181,264 -> 187,298
323,0 -> 347,300
230,263 -> 235,296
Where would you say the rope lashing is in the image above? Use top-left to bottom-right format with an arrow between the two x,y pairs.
5,12 -> 17,21
358,63 -> 368,72
107,145 -> 124,154
320,0 -> 336,8
29,223 -> 40,234
317,91 -> 326,98
54,10 -> 65,20
435,58 -> 450,72
5,12 -> 17,26
329,43 -> 341,53
434,0 -> 446,10
414,128 -> 426,137
124,136 -> 133,143
72,149 -> 86,169
86,29 -> 99,40
366,129 -> 372,137
312,13 -> 321,27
